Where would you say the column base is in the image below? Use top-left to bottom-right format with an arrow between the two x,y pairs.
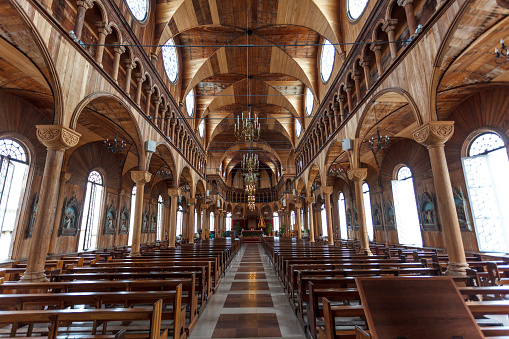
445,262 -> 469,276
130,252 -> 141,257
168,244 -> 175,248
328,241 -> 334,246
19,271 -> 49,282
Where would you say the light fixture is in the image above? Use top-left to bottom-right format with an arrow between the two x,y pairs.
311,181 -> 320,192
495,39 -> 508,64
329,163 -> 345,177
367,110 -> 390,153
156,165 -> 172,179
234,112 -> 260,142
242,153 -> 259,173
104,132 -> 126,154
181,183 -> 190,193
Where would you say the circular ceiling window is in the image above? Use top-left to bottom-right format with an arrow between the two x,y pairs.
186,89 -> 195,117
305,87 -> 314,116
348,0 -> 368,21
162,38 -> 179,84
126,0 -> 148,22
295,118 -> 302,138
199,120 -> 205,138
320,39 -> 335,83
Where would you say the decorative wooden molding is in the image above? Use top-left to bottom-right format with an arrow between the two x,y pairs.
118,205 -> 130,234
347,168 -> 368,182
131,171 -> 152,185
58,195 -> 82,236
322,186 -> 333,195
103,201 -> 117,235
413,121 -> 455,147
36,125 -> 81,150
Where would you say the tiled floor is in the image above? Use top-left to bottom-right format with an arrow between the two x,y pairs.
189,244 -> 307,339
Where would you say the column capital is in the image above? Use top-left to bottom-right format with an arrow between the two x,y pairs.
135,73 -> 146,83
305,196 -> 315,204
345,84 -> 353,92
124,58 -> 136,69
413,121 -> 455,147
113,43 -> 126,54
382,19 -> 398,32
36,125 -> 81,150
77,0 -> 94,9
397,0 -> 413,6
347,168 -> 368,182
168,187 -> 181,197
201,204 -> 208,210
322,186 -> 333,195
188,198 -> 196,205
295,203 -> 302,209
131,171 -> 152,185
370,41 -> 382,52
96,21 -> 112,35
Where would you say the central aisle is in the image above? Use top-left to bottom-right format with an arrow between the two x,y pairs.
189,243 -> 307,339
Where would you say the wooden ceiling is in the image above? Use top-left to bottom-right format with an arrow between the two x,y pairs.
156,0 -> 342,182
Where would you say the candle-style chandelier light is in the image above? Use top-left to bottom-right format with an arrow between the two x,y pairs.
368,110 -> 390,153
329,163 -> 345,177
242,153 -> 259,173
494,39 -> 508,64
234,112 -> 260,142
247,195 -> 256,211
104,132 -> 126,154
156,165 -> 172,179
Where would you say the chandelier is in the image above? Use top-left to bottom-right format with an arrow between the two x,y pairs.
181,183 -> 191,193
245,183 -> 256,195
368,126 -> 390,152
329,163 -> 345,177
495,39 -> 508,64
104,132 -> 126,154
156,165 -> 172,179
242,153 -> 259,173
248,195 -> 256,211
234,112 -> 260,142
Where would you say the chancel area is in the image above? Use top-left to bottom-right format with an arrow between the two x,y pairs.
0,0 -> 508,338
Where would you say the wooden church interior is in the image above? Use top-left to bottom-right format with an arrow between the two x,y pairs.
0,0 -> 509,337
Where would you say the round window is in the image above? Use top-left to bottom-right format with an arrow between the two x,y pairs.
126,0 -> 148,22
305,88 -> 314,116
347,0 -> 368,20
186,89 -> 195,117
162,38 -> 179,84
320,39 -> 335,83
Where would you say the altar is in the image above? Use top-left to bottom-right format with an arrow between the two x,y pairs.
241,229 -> 263,243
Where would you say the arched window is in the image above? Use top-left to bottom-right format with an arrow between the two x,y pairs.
273,212 -> 280,232
295,119 -> 302,138
338,193 -> 348,239
186,89 -> 195,117
291,210 -> 296,228
305,87 -> 314,116
210,211 -> 215,232
126,0 -> 148,21
157,195 -> 163,241
129,186 -> 136,246
301,209 -> 305,232
199,120 -> 205,138
176,205 -> 183,237
194,209 -> 198,234
392,166 -> 422,246
347,0 -> 368,20
0,139 -> 29,260
162,38 -> 178,84
320,39 -> 335,83
79,171 -> 104,251
226,212 -> 232,231
320,204 -> 328,237
362,183 -> 374,241
463,132 -> 509,252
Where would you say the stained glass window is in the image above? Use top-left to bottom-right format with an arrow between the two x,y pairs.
463,132 -> 509,252
320,39 -> 335,83
199,120 -> 205,138
126,0 -> 148,21
305,87 -> 314,116
162,38 -> 178,83
295,119 -> 302,137
186,89 -> 195,117
0,139 -> 29,260
348,0 -> 368,20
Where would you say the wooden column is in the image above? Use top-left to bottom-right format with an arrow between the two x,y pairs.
382,19 -> 399,59
333,101 -> 340,128
188,198 -> 195,243
21,126 -> 81,282
306,196 -> 315,243
135,73 -> 145,106
413,121 -> 468,276
345,84 -> 354,112
339,94 -> 346,121
370,42 -> 384,77
163,200 -> 170,242
124,60 -> 135,95
47,172 -> 72,255
353,73 -> 362,102
214,212 -> 219,234
112,44 -> 125,83
95,22 -> 111,66
74,0 -> 93,41
153,98 -> 162,124
168,188 -> 180,247
295,203 -> 303,239
201,205 -> 208,239
398,0 -> 417,36
323,186 -> 334,245
144,86 -> 154,116
348,168 -> 372,255
361,58 -> 372,89
130,171 -> 152,256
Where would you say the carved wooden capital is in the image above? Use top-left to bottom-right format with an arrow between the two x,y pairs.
36,125 -> 81,150
124,59 -> 136,69
76,0 -> 94,10
305,196 -> 315,204
168,188 -> 180,197
397,0 -> 413,7
96,22 -> 111,35
131,171 -> 152,185
113,43 -> 126,54
188,198 -> 196,205
322,186 -> 333,195
201,204 -> 208,210
295,203 -> 302,209
413,121 -> 455,147
347,168 -> 368,182
382,19 -> 398,32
